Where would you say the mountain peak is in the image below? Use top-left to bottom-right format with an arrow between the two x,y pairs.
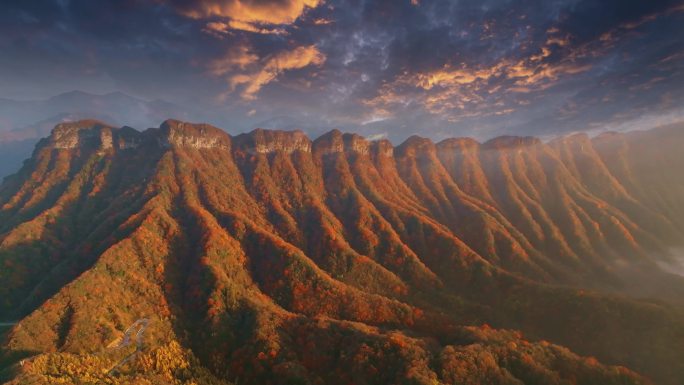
395,135 -> 435,157
482,135 -> 541,150
46,119 -> 148,152
342,133 -> 371,155
593,131 -> 623,142
549,132 -> 591,146
49,119 -> 115,149
436,137 -> 480,150
313,129 -> 345,155
234,127 -> 311,154
370,138 -> 394,157
156,119 -> 230,149
47,90 -> 93,101
312,129 -> 373,156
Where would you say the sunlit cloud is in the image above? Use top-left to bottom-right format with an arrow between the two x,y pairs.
208,45 -> 259,75
366,132 -> 388,140
202,21 -> 231,38
312,18 -> 334,25
214,45 -> 326,100
355,1 -> 684,132
361,115 -> 390,126
1,0 -> 681,139
171,0 -> 323,34
365,41 -> 593,123
203,20 -> 286,35
599,4 -> 684,44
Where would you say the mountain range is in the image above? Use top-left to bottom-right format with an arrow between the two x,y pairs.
0,91 -> 191,180
1,119 -> 683,385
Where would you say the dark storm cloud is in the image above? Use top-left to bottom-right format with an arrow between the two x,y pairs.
0,0 -> 682,139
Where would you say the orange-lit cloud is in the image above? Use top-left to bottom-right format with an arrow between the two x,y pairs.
177,0 -> 323,34
208,45 -> 259,75
414,65 -> 504,90
366,8 -> 684,125
218,45 -> 326,100
203,20 -> 287,36
364,27 -> 596,122
599,4 -> 684,44
312,18 -> 333,25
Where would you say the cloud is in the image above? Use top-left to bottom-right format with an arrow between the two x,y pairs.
215,45 -> 326,100
366,55 -> 591,122
203,20 -> 286,36
598,3 -> 684,44
362,116 -> 389,126
171,0 -> 323,33
414,67 -> 498,90
366,132 -> 388,140
227,20 -> 287,34
208,45 -> 259,75
1,0 -> 682,140
361,21 -> 606,124
312,18 -> 334,25
203,21 -> 231,37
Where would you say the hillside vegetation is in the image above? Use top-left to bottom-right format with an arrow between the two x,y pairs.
1,120 -> 684,384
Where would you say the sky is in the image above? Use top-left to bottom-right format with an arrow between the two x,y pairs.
0,0 -> 683,141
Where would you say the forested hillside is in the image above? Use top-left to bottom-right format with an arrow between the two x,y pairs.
1,120 -> 683,384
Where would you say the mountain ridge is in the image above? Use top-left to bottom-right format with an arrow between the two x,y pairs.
1,119 -> 684,385
33,117 -> 684,154
0,91 -> 193,180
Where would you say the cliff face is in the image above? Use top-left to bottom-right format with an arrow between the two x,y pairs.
157,119 -> 231,149
234,128 -> 311,154
48,120 -> 115,150
45,119 -> 231,151
1,120 -> 684,385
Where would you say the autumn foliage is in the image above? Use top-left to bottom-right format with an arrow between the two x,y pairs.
2,120 -> 684,384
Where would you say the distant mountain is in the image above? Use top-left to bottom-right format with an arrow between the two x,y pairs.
0,91 -> 192,179
0,113 -> 118,180
1,120 -> 684,384
0,91 -> 188,132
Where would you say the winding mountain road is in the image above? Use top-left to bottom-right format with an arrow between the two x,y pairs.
107,318 -> 150,375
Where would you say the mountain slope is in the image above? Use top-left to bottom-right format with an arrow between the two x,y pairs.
1,120 -> 684,384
